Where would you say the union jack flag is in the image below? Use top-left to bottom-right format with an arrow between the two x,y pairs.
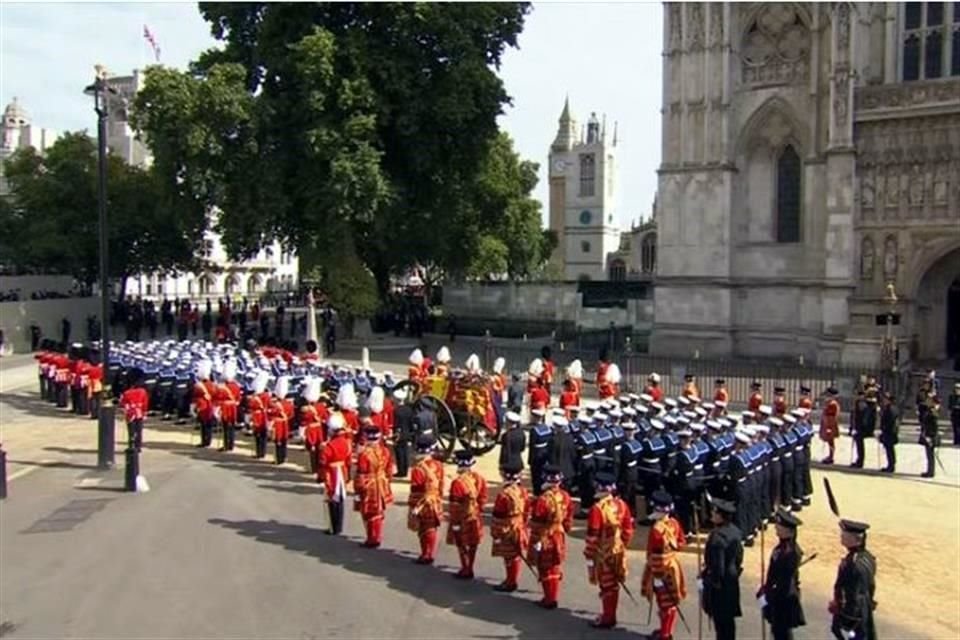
143,25 -> 160,62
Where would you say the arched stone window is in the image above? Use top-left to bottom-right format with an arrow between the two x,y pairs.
247,274 -> 262,294
902,3 -> 960,81
776,145 -> 802,243
641,233 -> 657,274
225,274 -> 240,295
579,153 -> 596,197
198,274 -> 214,295
609,259 -> 626,281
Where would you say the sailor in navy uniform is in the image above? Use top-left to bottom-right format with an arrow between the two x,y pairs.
618,421 -> 643,518
574,416 -> 599,518
669,427 -> 697,537
767,417 -> 787,512
592,412 -> 615,476
729,430 -> 754,546
528,410 -> 553,495
638,418 -> 667,522
778,415 -> 797,512
548,415 -> 578,492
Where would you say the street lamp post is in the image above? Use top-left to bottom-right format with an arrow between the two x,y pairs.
883,282 -> 899,372
85,65 -> 117,470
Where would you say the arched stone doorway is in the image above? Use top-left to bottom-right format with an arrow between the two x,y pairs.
913,247 -> 960,362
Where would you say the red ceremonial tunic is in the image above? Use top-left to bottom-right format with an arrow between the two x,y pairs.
193,380 -> 217,422
120,387 -> 149,422
542,360 -> 555,392
640,515 -> 686,608
584,494 -> 635,592
749,392 -> 764,416
530,386 -> 550,411
270,397 -> 294,441
87,364 -> 104,398
217,381 -> 242,425
371,411 -> 393,439
320,432 -> 352,500
246,392 -> 269,432
820,398 -> 840,442
773,394 -> 788,417
301,403 -> 329,447
408,458 -> 444,533
529,486 -> 573,575
408,365 -> 425,384
446,470 -> 488,548
713,388 -> 729,405
798,396 -> 813,412
354,442 -> 394,518
644,385 -> 664,403
681,382 -> 700,400
559,390 -> 580,416
491,483 -> 529,560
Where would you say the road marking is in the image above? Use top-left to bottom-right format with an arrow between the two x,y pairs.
8,460 -> 55,481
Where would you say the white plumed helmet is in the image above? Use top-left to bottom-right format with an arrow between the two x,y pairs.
409,349 -> 423,366
567,359 -> 583,380
337,382 -> 358,411
606,363 -> 622,385
465,354 -> 481,373
252,370 -> 269,394
436,346 -> 451,363
274,375 -> 290,399
327,412 -> 345,432
303,377 -> 321,403
493,357 -> 506,374
223,359 -> 237,382
528,358 -> 544,377
649,372 -> 661,383
196,360 -> 212,381
367,386 -> 385,414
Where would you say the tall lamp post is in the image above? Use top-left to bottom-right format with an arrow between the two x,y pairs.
882,282 -> 899,372
84,65 -> 118,470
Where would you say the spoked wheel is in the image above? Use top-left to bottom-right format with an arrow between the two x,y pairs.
456,412 -> 501,456
416,394 -> 457,462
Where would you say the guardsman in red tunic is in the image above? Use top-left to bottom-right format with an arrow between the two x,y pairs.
219,360 -> 243,451
491,461 -> 529,592
681,374 -> 700,401
269,376 -> 294,464
247,371 -> 270,458
447,449 -> 488,579
541,346 -> 555,395
36,351 -> 50,400
773,385 -> 788,417
820,387 -> 841,465
559,378 -> 581,418
300,379 -> 328,474
367,387 -> 393,439
598,363 -> 621,401
584,471 -> 635,629
192,360 -> 217,448
336,382 -> 360,443
567,359 -> 585,398
54,353 -> 71,408
714,378 -> 730,406
530,378 -> 550,412
354,425 -> 394,548
491,357 -> 507,409
87,360 -> 104,419
797,385 -> 814,412
408,349 -> 426,384
119,368 -> 150,452
641,490 -> 687,640
749,381 -> 764,421
409,435 -> 445,564
528,463 -> 573,609
645,372 -> 665,404
321,413 -> 352,535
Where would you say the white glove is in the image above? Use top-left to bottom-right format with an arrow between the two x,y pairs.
757,594 -> 767,608
534,542 -> 543,552
842,630 -> 856,640
653,578 -> 664,589
452,525 -> 461,532
586,560 -> 594,568
697,579 -> 703,592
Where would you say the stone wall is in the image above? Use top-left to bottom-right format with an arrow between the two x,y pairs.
0,297 -> 101,354
441,282 -> 654,337
0,275 -> 83,299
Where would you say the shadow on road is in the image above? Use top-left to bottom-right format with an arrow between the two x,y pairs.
43,446 -> 99,455
8,459 -> 100,471
208,517 -> 651,640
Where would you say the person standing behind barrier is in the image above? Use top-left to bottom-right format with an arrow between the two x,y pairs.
120,369 -> 149,452
878,392 -> 899,473
919,393 -> 941,479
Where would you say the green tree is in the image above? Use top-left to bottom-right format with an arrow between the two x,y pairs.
0,132 -> 204,292
466,234 -> 509,280
132,2 -> 532,298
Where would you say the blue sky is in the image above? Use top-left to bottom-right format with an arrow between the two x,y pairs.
0,2 -> 663,228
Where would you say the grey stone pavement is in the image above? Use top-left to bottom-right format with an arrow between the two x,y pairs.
1,354 -> 955,639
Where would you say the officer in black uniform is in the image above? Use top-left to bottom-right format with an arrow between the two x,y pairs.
700,497 -> 743,640
878,391 -> 899,473
919,393 -> 941,478
574,416 -> 598,518
728,431 -> 754,546
851,392 -> 877,469
760,508 -> 806,640
499,410 -> 526,474
392,387 -> 415,477
669,428 -> 696,537
547,415 -> 577,492
618,421 -> 642,518
830,519 -> 877,640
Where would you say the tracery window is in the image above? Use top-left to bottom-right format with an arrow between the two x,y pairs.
775,145 -> 802,243
579,153 -> 596,197
902,2 -> 960,80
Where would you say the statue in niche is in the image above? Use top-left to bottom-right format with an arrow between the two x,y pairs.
885,171 -> 899,206
860,237 -> 875,280
883,236 -> 898,280
933,165 -> 949,205
860,172 -> 875,208
908,164 -> 925,206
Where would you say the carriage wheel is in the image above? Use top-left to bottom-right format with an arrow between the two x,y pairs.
416,394 -> 457,462
456,412 -> 501,456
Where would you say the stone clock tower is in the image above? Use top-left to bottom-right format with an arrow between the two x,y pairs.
548,98 -> 621,280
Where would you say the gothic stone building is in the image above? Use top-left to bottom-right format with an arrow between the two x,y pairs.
651,2 -> 960,365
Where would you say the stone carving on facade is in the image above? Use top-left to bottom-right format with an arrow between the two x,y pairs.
885,171 -> 900,207
708,3 -> 723,46
908,164 -> 925,206
855,78 -> 960,112
883,235 -> 898,280
688,3 -> 704,50
668,3 -> 682,52
860,236 -> 875,280
740,4 -> 810,86
933,165 -> 949,205
835,2 -> 851,56
860,171 -> 875,209
833,65 -> 851,131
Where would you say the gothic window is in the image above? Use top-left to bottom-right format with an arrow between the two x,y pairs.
640,233 -> 657,274
581,241 -> 592,254
609,259 -> 626,282
740,5 -> 810,86
579,153 -> 596,197
775,145 -> 802,243
860,236 -> 876,281
902,2 -> 960,80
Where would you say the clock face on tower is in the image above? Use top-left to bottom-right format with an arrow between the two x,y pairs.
553,159 -> 566,172
579,209 -> 592,225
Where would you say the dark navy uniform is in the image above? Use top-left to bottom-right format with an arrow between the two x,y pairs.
528,422 -> 552,495
574,427 -> 598,515
547,422 -> 578,492
619,434 -> 642,517
768,429 -> 786,511
499,424 -> 526,473
831,521 -> 877,640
